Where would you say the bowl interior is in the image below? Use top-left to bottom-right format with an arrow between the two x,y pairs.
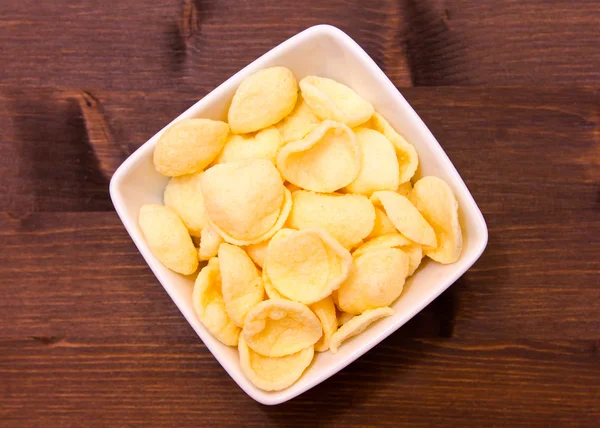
110,25 -> 487,405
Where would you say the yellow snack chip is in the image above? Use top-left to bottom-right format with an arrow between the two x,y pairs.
228,67 -> 298,134
243,299 -> 322,357
366,113 -> 418,184
238,335 -> 313,391
396,181 -> 413,198
153,118 -> 229,177
410,176 -> 462,264
345,128 -> 399,195
371,191 -> 437,248
353,233 -> 423,276
329,307 -> 394,354
263,269 -> 287,300
198,225 -> 223,261
337,248 -> 409,314
192,258 -> 240,346
310,296 -> 338,352
163,171 -> 208,237
215,127 -> 282,165
286,190 -> 375,249
277,120 -> 360,193
299,76 -> 374,127
201,159 -> 291,245
352,233 -> 412,258
138,204 -> 198,275
367,207 -> 397,239
265,228 -> 352,305
277,94 -> 321,143
245,239 -> 269,269
261,228 -> 294,300
337,311 -> 354,327
218,243 -> 264,327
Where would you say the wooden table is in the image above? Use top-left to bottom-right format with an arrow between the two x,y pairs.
1,1 -> 599,426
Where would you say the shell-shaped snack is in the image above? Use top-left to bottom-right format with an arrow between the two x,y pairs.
367,207 -> 397,239
219,243 -> 264,327
215,127 -> 282,165
263,269 -> 287,300
299,76 -> 374,127
277,94 -> 321,143
337,248 -> 409,314
265,228 -> 352,305
329,307 -> 394,353
286,190 -> 375,249
228,67 -> 298,134
245,239 -> 269,269
153,118 -> 229,177
192,258 -> 240,346
366,113 -> 418,184
243,299 -> 322,357
410,176 -> 463,264
201,159 -> 291,245
397,181 -> 413,198
371,191 -> 437,248
277,120 -> 360,193
238,336 -> 314,391
163,171 -> 208,237
198,225 -> 223,261
310,296 -> 338,352
337,311 -> 354,327
345,128 -> 400,195
353,233 -> 423,276
138,204 -> 198,274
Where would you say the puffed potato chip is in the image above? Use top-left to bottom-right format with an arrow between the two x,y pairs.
238,335 -> 313,391
138,204 -> 198,275
352,233 -> 412,258
215,127 -> 282,165
163,172 -> 208,237
366,113 -> 418,184
371,191 -> 437,248
310,296 -> 338,352
337,248 -> 409,314
261,228 -> 294,300
410,176 -> 462,264
337,312 -> 354,327
277,94 -> 321,143
219,243 -> 264,327
192,258 -> 240,346
228,67 -> 298,134
353,233 -> 423,276
345,128 -> 399,195
243,299 -> 322,357
397,181 -> 413,198
367,207 -> 397,239
299,76 -> 374,127
329,307 -> 394,353
286,190 -> 375,249
201,159 -> 291,245
263,269 -> 286,300
154,119 -> 229,177
265,228 -> 352,305
245,239 -> 269,269
277,120 -> 360,193
198,225 -> 223,261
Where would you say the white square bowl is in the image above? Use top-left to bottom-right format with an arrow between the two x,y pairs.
109,24 -> 488,405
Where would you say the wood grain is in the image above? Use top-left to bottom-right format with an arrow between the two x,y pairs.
2,0 -> 600,91
1,0 -> 600,425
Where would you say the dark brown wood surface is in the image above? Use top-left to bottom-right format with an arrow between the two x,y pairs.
1,1 -> 599,426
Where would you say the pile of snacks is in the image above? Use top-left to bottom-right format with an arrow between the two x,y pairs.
138,67 -> 462,391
